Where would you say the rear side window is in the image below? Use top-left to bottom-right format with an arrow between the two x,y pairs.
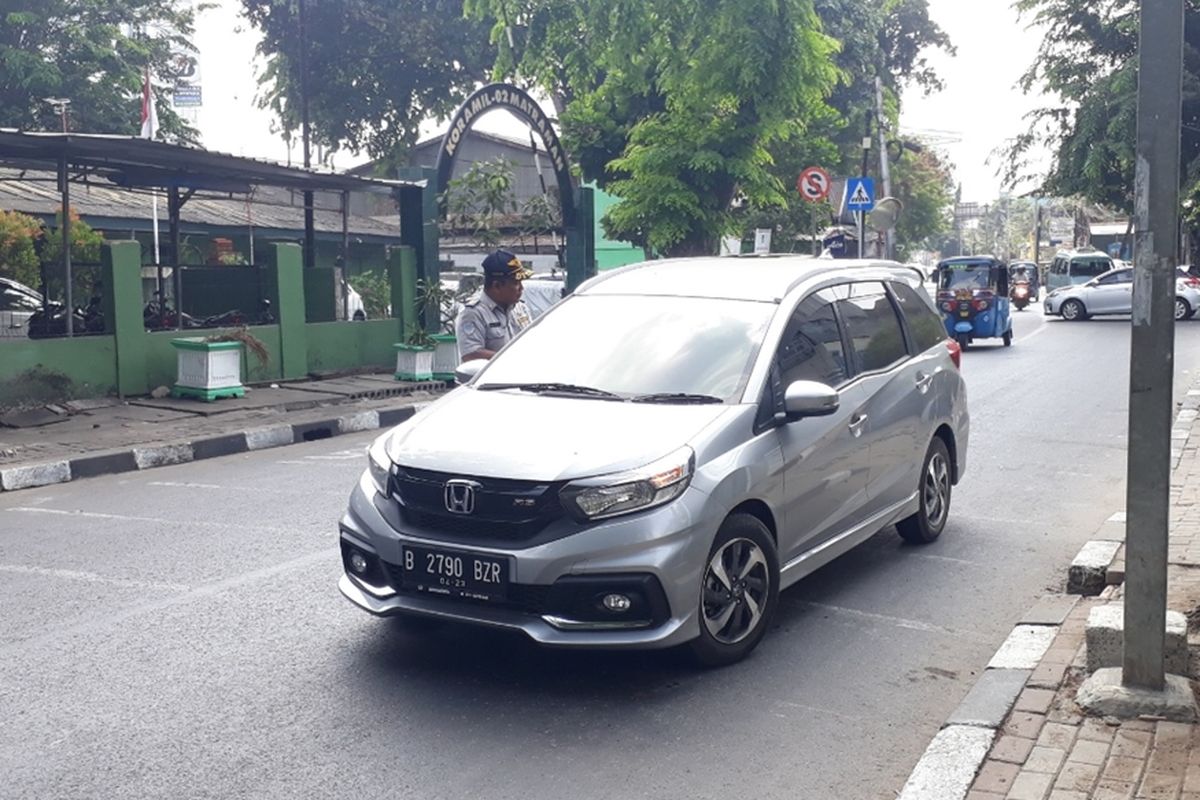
889,282 -> 946,353
1073,258 -> 1112,278
776,293 -> 848,387
836,283 -> 909,373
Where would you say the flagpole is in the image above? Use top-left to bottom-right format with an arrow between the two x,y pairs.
152,192 -> 160,266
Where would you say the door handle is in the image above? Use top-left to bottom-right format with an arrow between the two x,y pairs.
848,414 -> 868,438
916,372 -> 934,393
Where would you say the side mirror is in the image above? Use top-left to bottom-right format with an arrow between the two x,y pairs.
784,380 -> 839,419
454,359 -> 487,385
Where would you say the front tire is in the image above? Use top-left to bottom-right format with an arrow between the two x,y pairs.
1060,299 -> 1086,321
897,438 -> 953,545
956,332 -> 970,351
689,514 -> 779,668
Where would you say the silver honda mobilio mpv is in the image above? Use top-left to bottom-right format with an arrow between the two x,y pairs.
339,257 -> 969,666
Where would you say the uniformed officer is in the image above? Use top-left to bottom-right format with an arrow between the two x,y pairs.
455,249 -> 534,361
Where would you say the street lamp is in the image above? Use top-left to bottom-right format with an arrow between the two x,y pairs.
43,97 -> 70,132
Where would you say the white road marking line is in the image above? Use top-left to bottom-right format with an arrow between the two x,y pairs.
798,601 -> 990,641
1,549 -> 332,655
3,506 -> 297,534
148,481 -> 223,489
905,552 -> 985,567
1017,317 -> 1050,344
0,563 -> 188,592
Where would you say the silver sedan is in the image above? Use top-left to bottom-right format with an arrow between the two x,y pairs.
1044,267 -> 1200,321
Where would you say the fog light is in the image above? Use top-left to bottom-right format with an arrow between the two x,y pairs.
602,593 -> 632,613
349,552 -> 369,575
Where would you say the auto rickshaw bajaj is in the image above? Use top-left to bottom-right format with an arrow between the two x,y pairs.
935,256 -> 1014,349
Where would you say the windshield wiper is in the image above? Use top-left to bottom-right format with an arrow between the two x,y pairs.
477,382 -> 624,400
631,392 -> 724,405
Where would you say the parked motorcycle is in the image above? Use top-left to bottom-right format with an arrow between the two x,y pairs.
1010,280 -> 1032,311
28,295 -> 104,338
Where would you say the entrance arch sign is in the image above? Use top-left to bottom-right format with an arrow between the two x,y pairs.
434,83 -> 577,227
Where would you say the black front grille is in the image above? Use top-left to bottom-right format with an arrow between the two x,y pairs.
383,560 -> 550,615
390,466 -> 567,544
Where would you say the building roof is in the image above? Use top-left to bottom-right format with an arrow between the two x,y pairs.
0,169 -> 402,239
0,129 -> 419,195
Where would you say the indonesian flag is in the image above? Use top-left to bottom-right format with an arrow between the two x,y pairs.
140,67 -> 158,139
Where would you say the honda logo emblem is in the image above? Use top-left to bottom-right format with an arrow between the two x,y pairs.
444,479 -> 480,515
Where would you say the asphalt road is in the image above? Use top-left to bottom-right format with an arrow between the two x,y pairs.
5,307 -> 1200,800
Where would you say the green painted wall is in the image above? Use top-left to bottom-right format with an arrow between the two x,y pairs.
0,336 -> 118,408
589,183 -> 647,271
305,320 -> 400,374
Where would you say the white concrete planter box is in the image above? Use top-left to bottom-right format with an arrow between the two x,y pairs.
394,343 -> 435,382
170,338 -> 245,401
431,334 -> 457,381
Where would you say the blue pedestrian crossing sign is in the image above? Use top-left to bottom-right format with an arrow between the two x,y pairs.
846,177 -> 876,212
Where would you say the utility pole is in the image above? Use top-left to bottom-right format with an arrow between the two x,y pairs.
298,0 -> 315,269
1124,0 -> 1184,691
875,76 -> 894,260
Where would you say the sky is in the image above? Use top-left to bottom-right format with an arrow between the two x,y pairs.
190,0 -> 1055,203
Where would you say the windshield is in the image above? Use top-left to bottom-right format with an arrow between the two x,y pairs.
938,264 -> 992,292
476,295 -> 775,402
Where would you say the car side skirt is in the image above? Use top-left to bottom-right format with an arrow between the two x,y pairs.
778,492 -> 919,590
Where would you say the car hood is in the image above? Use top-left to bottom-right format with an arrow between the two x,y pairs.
385,387 -> 739,481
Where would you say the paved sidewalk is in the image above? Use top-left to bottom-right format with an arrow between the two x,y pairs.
0,373 -> 449,492
900,389 -> 1200,800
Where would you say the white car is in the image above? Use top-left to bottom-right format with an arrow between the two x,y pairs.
1044,267 -> 1200,321
0,277 -> 42,338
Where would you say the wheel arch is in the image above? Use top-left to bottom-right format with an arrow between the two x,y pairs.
727,499 -> 778,545
933,424 -> 959,485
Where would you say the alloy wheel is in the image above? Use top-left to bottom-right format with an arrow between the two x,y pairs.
702,538 -> 770,645
1176,298 -> 1189,321
924,451 -> 951,529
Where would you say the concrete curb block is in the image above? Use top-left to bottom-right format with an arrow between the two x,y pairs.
897,594 -> 1067,800
898,726 -> 997,800
132,443 -> 194,470
0,460 -> 72,491
245,425 -> 294,451
1067,540 -> 1123,595
0,400 -> 428,493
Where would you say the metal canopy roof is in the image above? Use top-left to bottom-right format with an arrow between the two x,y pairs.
0,130 -> 417,195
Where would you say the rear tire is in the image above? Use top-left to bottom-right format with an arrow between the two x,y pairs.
1003,328 -> 1013,347
897,438 -> 953,545
688,514 -> 779,668
1175,297 -> 1191,322
1060,299 -> 1086,321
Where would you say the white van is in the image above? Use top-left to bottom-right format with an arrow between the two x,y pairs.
1047,249 -> 1114,292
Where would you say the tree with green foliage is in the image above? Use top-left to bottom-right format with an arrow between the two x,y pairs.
242,0 -> 493,165
469,0 -> 840,256
1006,0 -> 1200,259
0,210 -> 42,288
891,147 -> 955,260
734,0 -> 953,254
0,1 -> 198,139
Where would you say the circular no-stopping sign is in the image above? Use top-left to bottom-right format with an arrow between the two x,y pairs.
797,166 -> 832,203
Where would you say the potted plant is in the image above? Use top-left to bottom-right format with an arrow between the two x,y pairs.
431,333 -> 458,381
396,279 -> 458,383
170,327 -> 269,401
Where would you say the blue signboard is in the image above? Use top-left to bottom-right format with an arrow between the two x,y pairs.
846,177 -> 876,212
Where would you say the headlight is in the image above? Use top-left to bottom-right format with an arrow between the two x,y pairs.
366,434 -> 392,494
560,447 -> 694,521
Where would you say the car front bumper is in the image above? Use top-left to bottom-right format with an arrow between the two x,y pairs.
337,469 -> 716,649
